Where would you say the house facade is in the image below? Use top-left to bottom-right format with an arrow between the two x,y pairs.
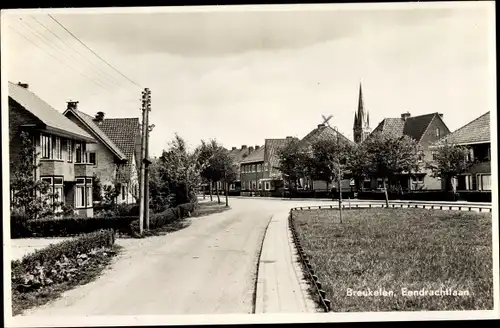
227,145 -> 252,192
431,111 -> 491,192
367,111 -> 451,191
9,82 -> 97,217
63,105 -> 140,204
240,145 -> 266,194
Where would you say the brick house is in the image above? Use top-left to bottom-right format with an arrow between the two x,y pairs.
8,82 -> 97,217
63,104 -> 141,204
430,111 -> 491,191
227,145 -> 252,192
367,111 -> 451,191
240,145 -> 265,193
297,123 -> 354,192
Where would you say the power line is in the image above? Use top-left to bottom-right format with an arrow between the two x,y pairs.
48,14 -> 141,88
8,23 -> 114,93
29,15 -> 128,90
17,17 -> 116,93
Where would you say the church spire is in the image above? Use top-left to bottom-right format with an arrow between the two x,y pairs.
357,82 -> 365,123
353,82 -> 370,144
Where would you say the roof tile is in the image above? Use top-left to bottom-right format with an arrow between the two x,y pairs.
433,112 -> 490,146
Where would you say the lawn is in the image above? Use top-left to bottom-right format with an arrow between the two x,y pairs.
292,208 -> 493,312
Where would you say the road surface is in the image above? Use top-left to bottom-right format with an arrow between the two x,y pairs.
21,199 -> 289,316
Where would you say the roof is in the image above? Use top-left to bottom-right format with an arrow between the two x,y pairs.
264,138 -> 297,173
433,112 -> 490,146
298,125 -> 353,150
371,113 -> 446,142
240,146 -> 265,164
228,147 -> 251,164
100,118 -> 141,164
8,82 -> 95,142
64,108 -> 127,161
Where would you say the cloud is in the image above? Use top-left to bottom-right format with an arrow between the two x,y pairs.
43,8 -> 454,57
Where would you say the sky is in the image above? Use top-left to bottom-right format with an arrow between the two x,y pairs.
3,3 -> 496,157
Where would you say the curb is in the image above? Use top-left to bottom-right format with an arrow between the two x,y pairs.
253,215 -> 273,314
290,202 -> 492,213
288,210 -> 331,312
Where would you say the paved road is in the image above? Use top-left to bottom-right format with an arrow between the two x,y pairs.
21,199 -> 289,316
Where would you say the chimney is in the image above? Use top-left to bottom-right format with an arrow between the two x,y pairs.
248,146 -> 254,153
241,145 -> 247,149
255,145 -> 260,150
318,123 -> 325,129
438,113 -> 443,119
286,136 -> 293,139
67,101 -> 79,110
232,147 -> 237,150
93,111 -> 105,125
401,112 -> 411,121
17,82 -> 29,89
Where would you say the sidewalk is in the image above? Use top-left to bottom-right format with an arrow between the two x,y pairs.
255,212 -> 317,313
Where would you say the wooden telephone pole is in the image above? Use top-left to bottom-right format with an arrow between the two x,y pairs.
144,89 -> 154,231
139,88 -> 152,234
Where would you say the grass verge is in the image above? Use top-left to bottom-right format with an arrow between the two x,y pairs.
292,208 -> 493,312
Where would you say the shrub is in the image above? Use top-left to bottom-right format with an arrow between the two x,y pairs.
11,229 -> 115,293
11,216 -> 137,239
129,201 -> 197,235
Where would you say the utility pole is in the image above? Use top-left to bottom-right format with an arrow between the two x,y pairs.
335,126 -> 343,224
144,88 -> 153,231
138,89 -> 148,235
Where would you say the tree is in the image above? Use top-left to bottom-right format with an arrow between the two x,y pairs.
209,147 -> 237,207
310,136 -> 353,222
148,157 -> 171,213
10,131 -> 70,220
92,173 -> 103,203
426,142 -> 473,192
275,138 -> 304,198
196,139 -> 228,203
159,134 -> 200,206
347,143 -> 371,192
362,131 -> 422,207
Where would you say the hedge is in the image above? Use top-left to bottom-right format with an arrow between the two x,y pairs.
130,201 -> 196,234
11,201 -> 198,239
11,216 -> 138,239
357,191 -> 492,202
11,229 -> 115,293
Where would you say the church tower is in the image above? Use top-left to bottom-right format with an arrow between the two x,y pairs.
353,83 -> 370,144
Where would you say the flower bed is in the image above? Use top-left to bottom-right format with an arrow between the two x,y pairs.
11,229 -> 118,315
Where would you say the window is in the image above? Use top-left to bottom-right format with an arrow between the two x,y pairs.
435,128 -> 440,138
75,178 -> 85,208
258,181 -> 262,190
241,181 -> 245,190
264,163 -> 269,171
75,142 -> 87,163
53,137 -> 62,159
41,134 -> 52,159
54,178 -> 64,209
252,181 -> 257,190
89,152 -> 97,165
265,181 -> 271,191
480,174 -> 491,191
121,184 -> 126,201
257,164 -> 262,172
230,184 -> 235,190
67,140 -> 73,162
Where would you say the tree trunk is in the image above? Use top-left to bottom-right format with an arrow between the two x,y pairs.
209,182 -> 213,202
382,178 -> 389,208
326,181 -> 329,197
338,173 -> 343,223
216,182 -> 220,204
203,183 -> 206,199
225,182 -> 229,207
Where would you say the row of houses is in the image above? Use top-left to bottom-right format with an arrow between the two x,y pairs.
222,84 -> 491,195
8,81 -> 141,217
